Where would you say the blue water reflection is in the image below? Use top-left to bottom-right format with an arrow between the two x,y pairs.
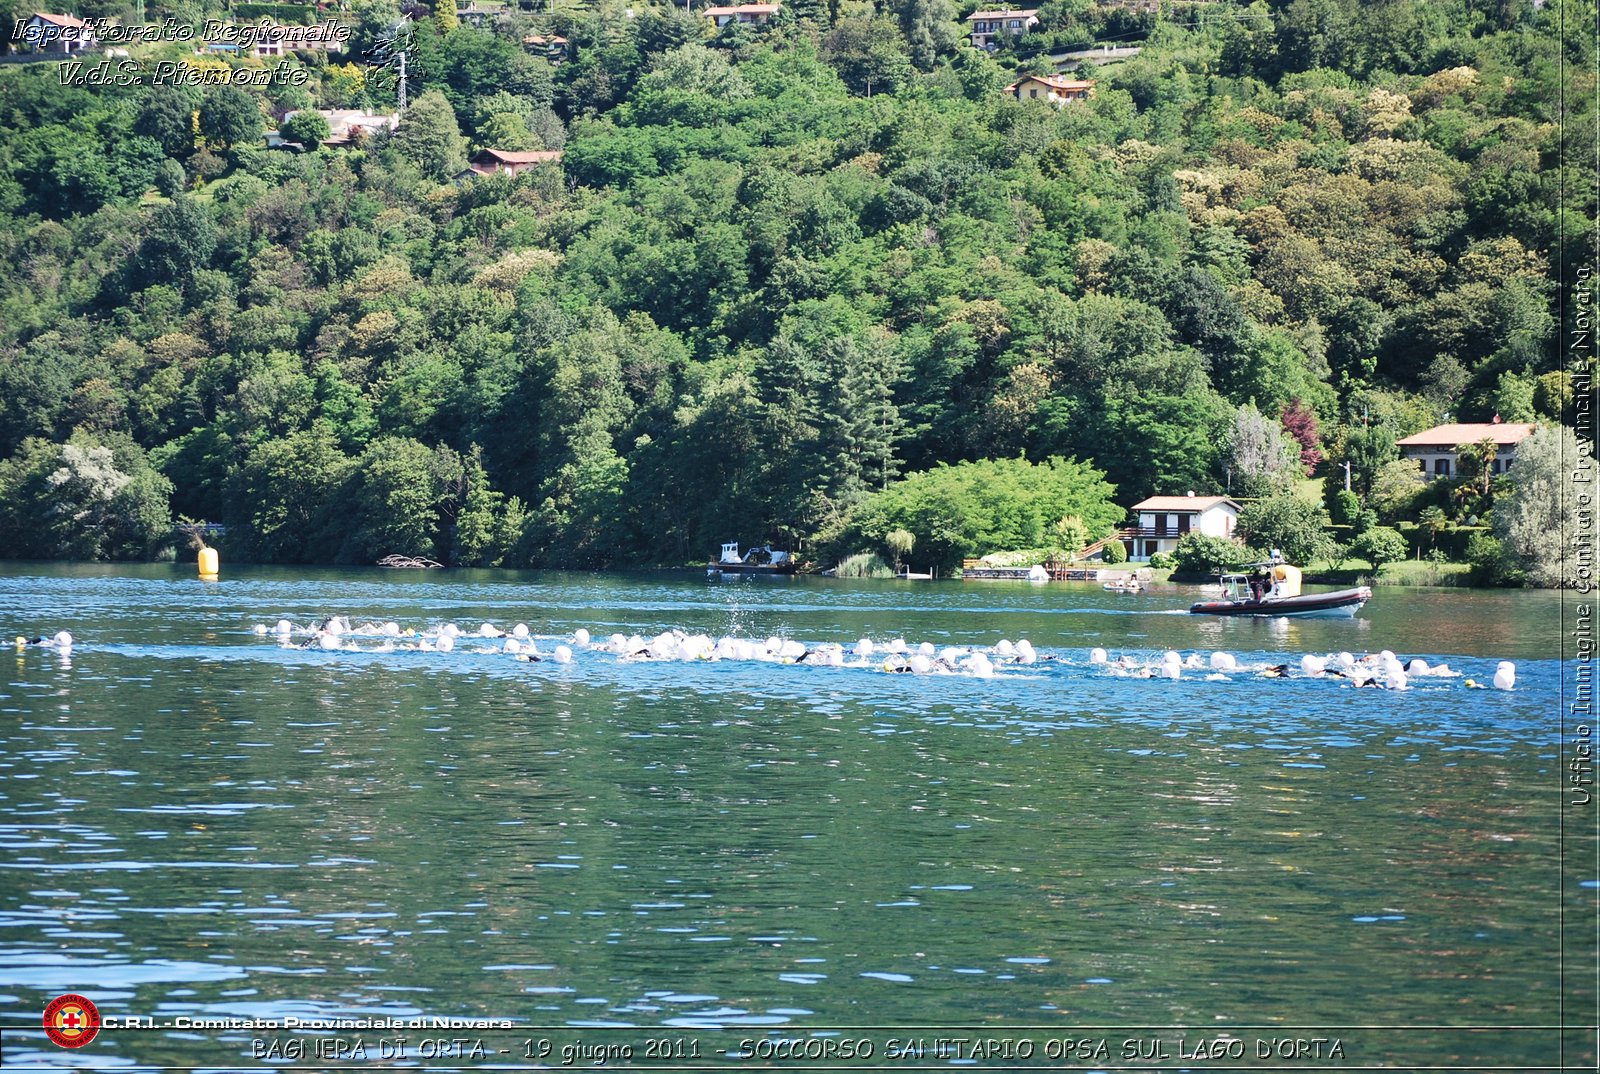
0,565 -> 1574,1068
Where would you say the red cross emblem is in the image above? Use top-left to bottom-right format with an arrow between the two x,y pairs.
44,993 -> 100,1048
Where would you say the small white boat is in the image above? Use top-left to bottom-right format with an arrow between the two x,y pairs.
707,541 -> 797,576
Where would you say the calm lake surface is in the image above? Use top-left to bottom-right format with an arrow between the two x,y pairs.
0,565 -> 1586,1069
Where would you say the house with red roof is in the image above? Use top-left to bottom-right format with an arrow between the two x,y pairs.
1005,73 -> 1095,103
1395,421 -> 1539,480
19,11 -> 97,53
458,148 -> 564,179
521,32 -> 568,60
1125,493 -> 1242,562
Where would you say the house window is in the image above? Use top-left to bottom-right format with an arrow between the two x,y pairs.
1177,513 -> 1191,534
1434,458 -> 1451,477
1030,88 -> 1038,97
1008,18 -> 1020,27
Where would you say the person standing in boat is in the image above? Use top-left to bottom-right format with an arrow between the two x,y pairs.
1254,550 -> 1285,602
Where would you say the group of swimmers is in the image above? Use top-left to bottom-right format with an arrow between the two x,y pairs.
240,616 -> 1516,692
253,616 -> 577,663
12,616 -> 1518,691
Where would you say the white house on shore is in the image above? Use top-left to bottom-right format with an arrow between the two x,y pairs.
1125,493 -> 1241,562
19,11 -> 97,52
1395,421 -> 1538,480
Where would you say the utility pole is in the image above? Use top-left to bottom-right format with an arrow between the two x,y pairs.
397,50 -> 408,110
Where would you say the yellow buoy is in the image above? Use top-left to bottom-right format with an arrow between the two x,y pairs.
198,546 -> 219,577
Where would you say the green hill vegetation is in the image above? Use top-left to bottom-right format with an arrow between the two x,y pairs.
0,0 -> 1591,581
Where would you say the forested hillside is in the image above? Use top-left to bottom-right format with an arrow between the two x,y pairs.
0,0 -> 1592,571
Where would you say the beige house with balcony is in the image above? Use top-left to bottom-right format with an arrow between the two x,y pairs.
1395,421 -> 1538,480
1005,73 -> 1095,103
704,3 -> 780,28
967,8 -> 1037,50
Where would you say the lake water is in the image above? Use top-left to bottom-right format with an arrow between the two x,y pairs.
0,565 -> 1589,1070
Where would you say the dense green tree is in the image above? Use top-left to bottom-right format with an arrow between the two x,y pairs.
822,16 -> 911,97
1238,492 -> 1337,566
1172,531 -> 1257,575
1084,391 -> 1230,505
452,445 -> 523,566
133,197 -> 217,292
1353,525 -> 1407,570
135,88 -> 199,159
197,86 -> 264,154
0,436 -> 172,560
433,0 -> 458,33
841,456 -> 1122,574
1342,422 -> 1399,500
281,111 -> 333,150
153,159 -> 187,198
1368,458 -> 1427,522
392,90 -> 468,181
522,310 -> 637,566
226,423 -> 355,563
890,0 -> 959,70
343,437 -> 460,563
1490,370 -> 1538,422
152,424 -> 233,523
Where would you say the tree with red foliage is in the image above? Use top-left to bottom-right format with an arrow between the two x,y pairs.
1281,401 -> 1323,476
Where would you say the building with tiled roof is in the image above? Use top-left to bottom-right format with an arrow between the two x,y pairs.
19,11 -> 97,53
966,8 -> 1037,49
1005,73 -> 1095,103
1124,494 -> 1242,562
704,2 -> 780,27
1396,421 -> 1539,480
